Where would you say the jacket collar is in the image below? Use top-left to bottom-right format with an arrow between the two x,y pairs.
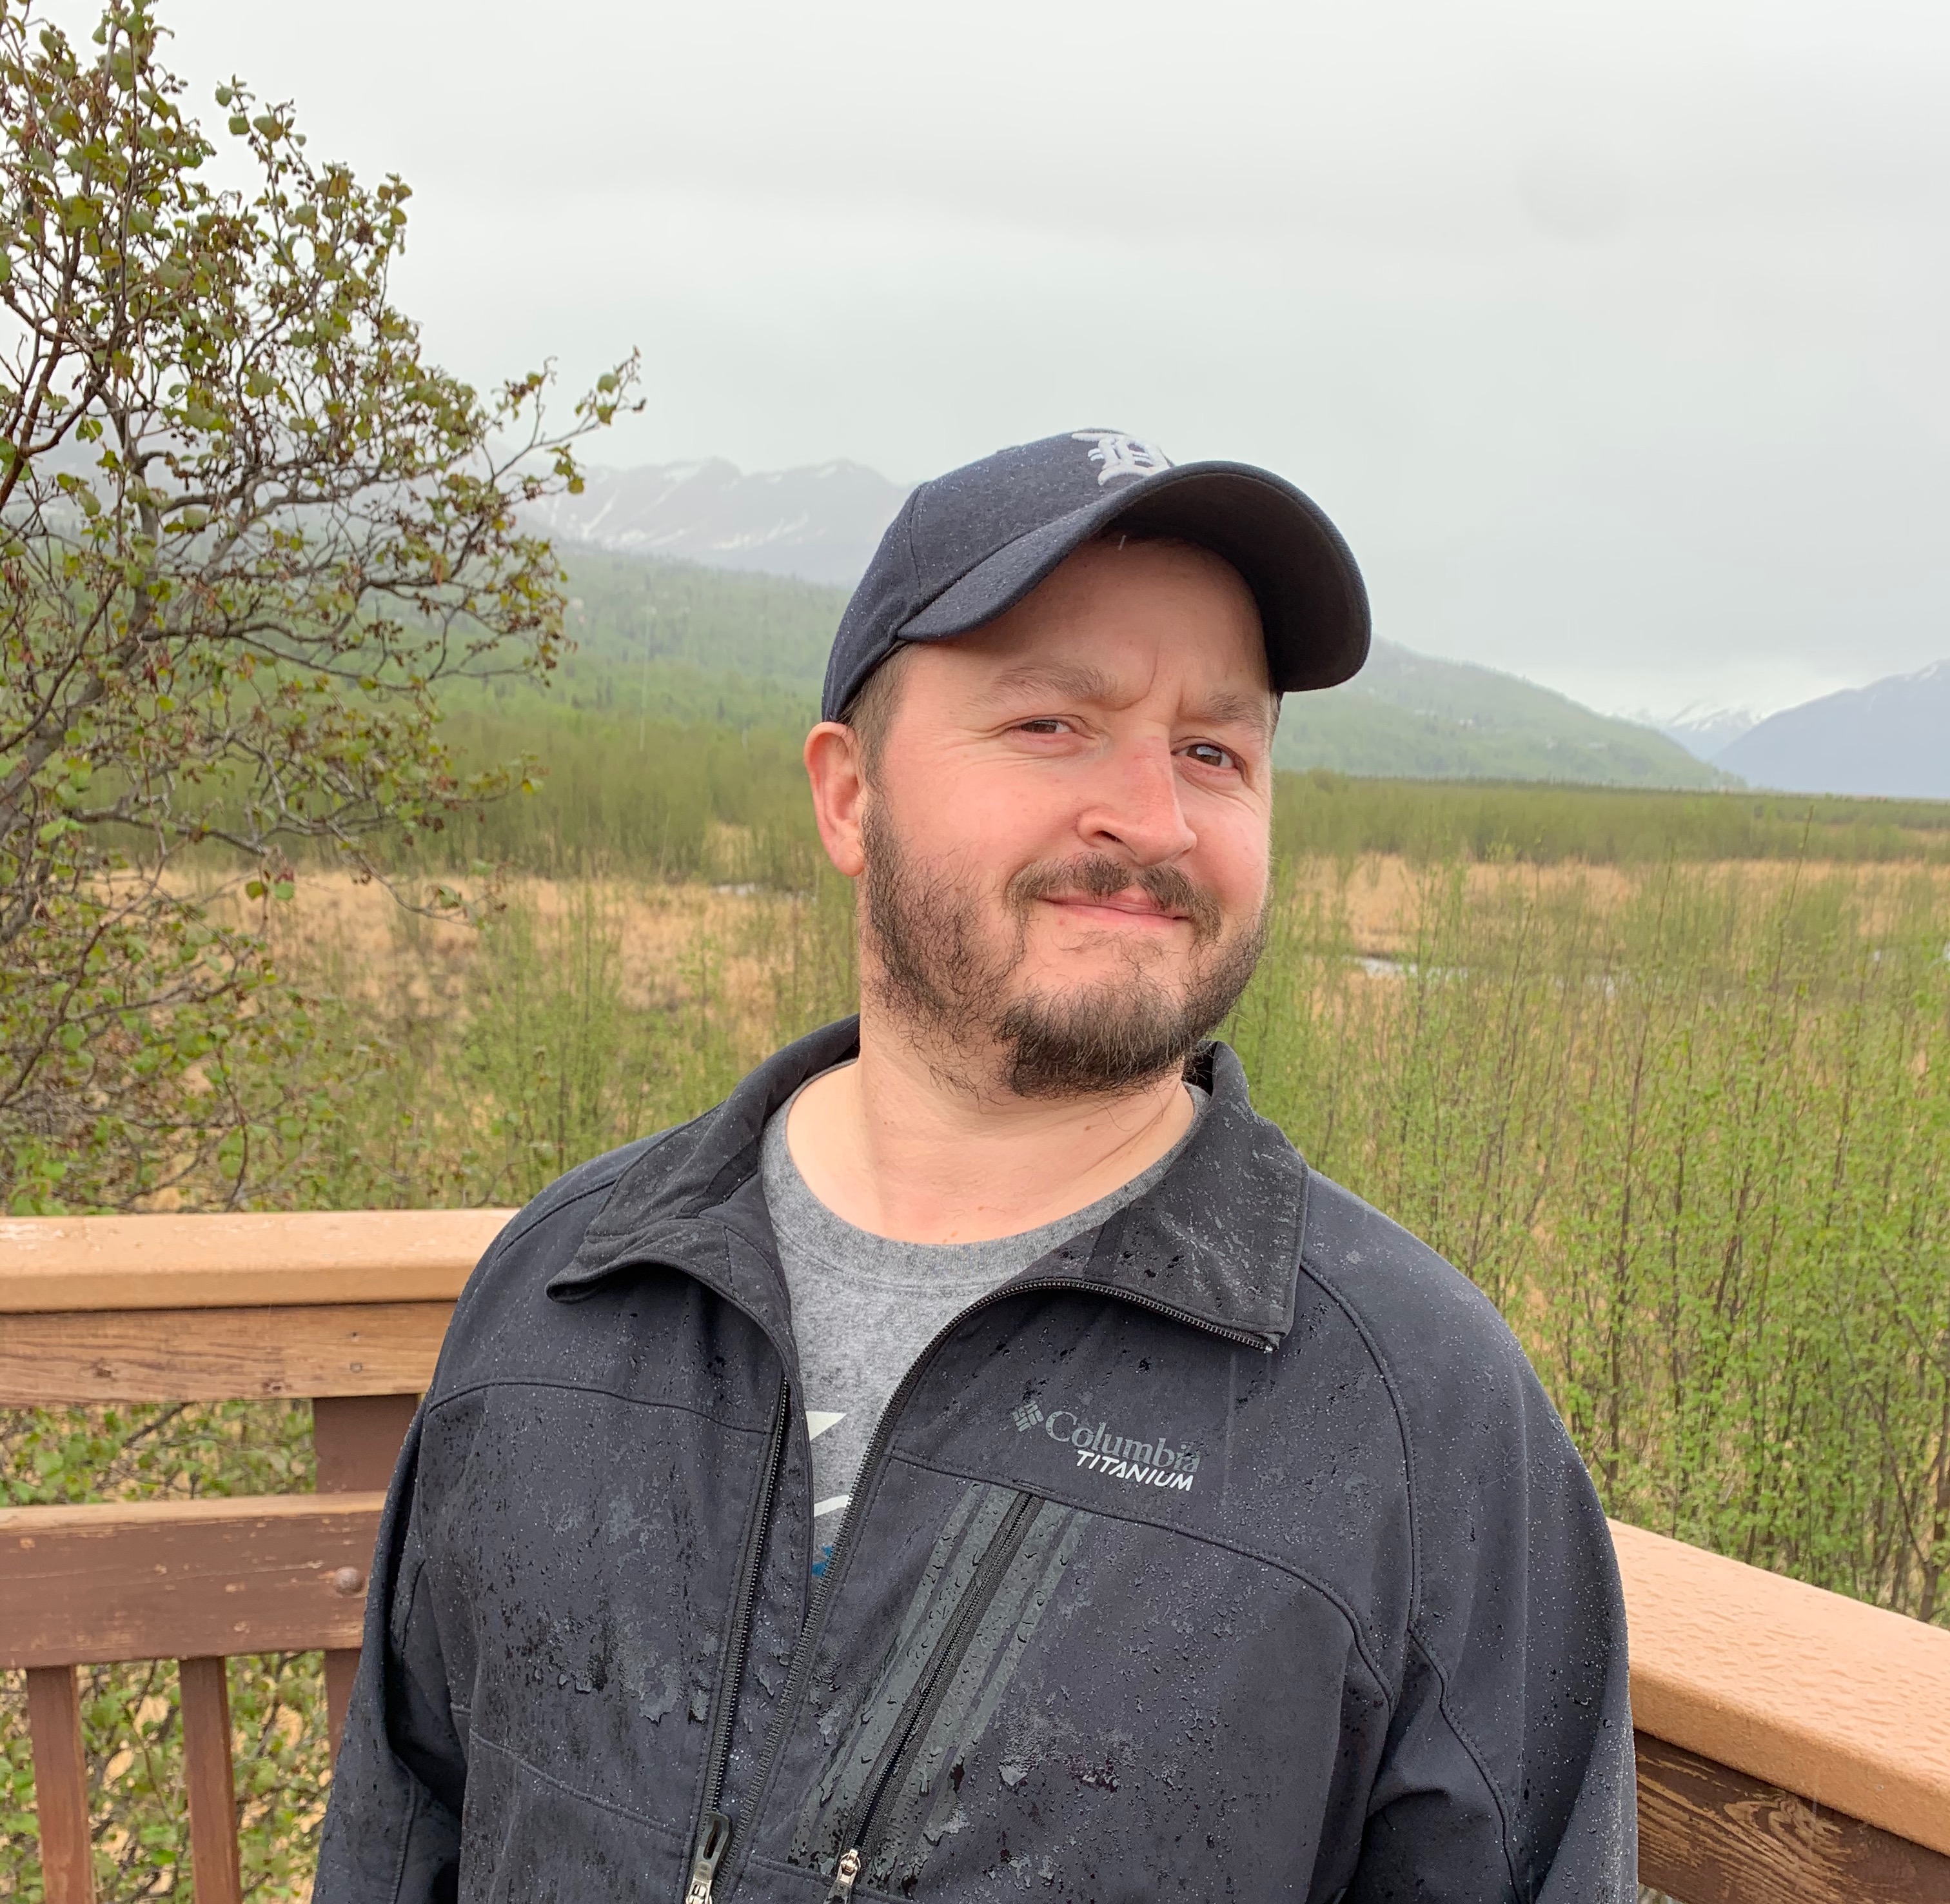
548,1017 -> 1306,1351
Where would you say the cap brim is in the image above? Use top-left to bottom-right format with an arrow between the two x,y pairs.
895,461 -> 1370,693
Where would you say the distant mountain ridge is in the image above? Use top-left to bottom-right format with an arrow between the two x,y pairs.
1715,660 -> 1950,798
1279,640 -> 1726,787
553,542 -> 1724,789
535,457 -> 1724,788
528,457 -> 907,586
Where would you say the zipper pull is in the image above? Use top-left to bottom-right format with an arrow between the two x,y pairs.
827,1846 -> 862,1904
684,1809 -> 734,1904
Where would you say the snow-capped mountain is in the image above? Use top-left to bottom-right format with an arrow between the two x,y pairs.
1714,660 -> 1950,798
1629,704 -> 1758,763
526,458 -> 909,586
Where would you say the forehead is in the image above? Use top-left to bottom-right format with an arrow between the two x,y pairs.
931,538 -> 1272,699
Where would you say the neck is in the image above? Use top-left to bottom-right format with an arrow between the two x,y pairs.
784,998 -> 1196,1244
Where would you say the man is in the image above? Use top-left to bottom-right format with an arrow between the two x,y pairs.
318,430 -> 1635,1903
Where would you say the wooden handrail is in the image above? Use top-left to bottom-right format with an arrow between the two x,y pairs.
5,1209 -> 1949,1903
0,1208 -> 513,1312
1615,1520 -> 1950,1858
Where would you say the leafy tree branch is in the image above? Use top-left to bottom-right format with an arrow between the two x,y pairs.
0,0 -> 640,1209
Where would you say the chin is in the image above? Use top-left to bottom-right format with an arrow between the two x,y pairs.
1028,921 -> 1190,962
1016,949 -> 1190,995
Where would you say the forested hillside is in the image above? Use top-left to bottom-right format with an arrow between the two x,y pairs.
545,550 -> 1723,788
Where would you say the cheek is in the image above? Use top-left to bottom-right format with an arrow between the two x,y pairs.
1195,808 -> 1273,915
1185,784 -> 1279,882
892,760 -> 1080,868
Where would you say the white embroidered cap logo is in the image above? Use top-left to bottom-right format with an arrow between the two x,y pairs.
1071,430 -> 1173,486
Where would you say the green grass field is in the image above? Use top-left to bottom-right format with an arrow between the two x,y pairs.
411,693 -> 1950,887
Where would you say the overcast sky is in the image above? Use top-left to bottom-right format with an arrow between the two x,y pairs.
146,0 -> 1950,718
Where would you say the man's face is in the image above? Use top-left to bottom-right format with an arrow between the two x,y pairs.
847,537 -> 1277,1097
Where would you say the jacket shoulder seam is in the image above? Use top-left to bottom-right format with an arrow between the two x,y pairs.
487,1128 -> 678,1264
427,1156 -> 664,1403
490,1175 -> 618,1258
423,1373 -> 775,1440
1292,1249 -> 1423,1636
1406,1627 -> 1523,1896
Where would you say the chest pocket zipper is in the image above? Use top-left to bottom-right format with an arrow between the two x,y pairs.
826,1491 -> 1042,1902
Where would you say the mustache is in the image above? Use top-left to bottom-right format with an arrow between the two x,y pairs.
1005,855 -> 1225,942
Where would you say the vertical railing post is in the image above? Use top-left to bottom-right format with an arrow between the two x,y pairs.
179,1656 -> 243,1904
25,1663 -> 95,1904
313,1392 -> 419,1758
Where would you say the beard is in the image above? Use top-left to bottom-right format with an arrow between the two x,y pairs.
858,801 -> 1266,1099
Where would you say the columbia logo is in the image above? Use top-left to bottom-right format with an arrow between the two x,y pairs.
1007,1400 -> 1203,1492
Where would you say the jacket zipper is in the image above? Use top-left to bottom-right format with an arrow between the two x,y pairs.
823,1498 -> 1037,1896
825,1490 -> 1041,1902
682,1374 -> 792,1904
720,1276 -> 1272,1903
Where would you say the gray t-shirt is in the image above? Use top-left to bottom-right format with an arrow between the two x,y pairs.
762,1082 -> 1209,1576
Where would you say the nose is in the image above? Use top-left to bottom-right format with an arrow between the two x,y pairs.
1074,737 -> 1197,868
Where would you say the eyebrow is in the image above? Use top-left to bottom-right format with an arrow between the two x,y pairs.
983,661 -> 1119,703
981,662 -> 1275,741
1194,688 -> 1279,739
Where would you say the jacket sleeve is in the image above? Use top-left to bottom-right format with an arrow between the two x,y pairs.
312,1405 -> 467,1904
1348,1313 -> 1638,1901
309,1135 -> 680,1899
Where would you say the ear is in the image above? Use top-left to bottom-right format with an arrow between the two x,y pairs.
803,720 -> 869,878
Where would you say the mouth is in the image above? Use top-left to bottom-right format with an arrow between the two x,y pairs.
1038,891 -> 1192,932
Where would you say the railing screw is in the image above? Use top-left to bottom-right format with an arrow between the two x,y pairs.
330,1566 -> 364,1595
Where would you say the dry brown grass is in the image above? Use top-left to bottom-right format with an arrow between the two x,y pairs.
1283,853 -> 1947,958
245,870 -> 824,1064
248,855 -> 1950,991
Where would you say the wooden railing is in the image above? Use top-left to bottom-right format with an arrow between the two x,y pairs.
1,1211 -> 507,1903
3,1213 -> 1949,1903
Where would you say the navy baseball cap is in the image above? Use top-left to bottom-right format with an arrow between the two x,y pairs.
820,428 -> 1370,722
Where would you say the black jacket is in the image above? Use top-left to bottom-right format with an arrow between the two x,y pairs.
317,1021 -> 1635,1903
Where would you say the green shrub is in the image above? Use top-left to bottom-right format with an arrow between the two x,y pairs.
1232,858 -> 1950,1618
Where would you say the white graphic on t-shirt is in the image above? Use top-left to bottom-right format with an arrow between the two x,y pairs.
808,1416 -> 852,1535
1071,430 -> 1172,486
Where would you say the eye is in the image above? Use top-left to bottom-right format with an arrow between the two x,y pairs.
1014,717 -> 1072,735
1181,741 -> 1237,771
